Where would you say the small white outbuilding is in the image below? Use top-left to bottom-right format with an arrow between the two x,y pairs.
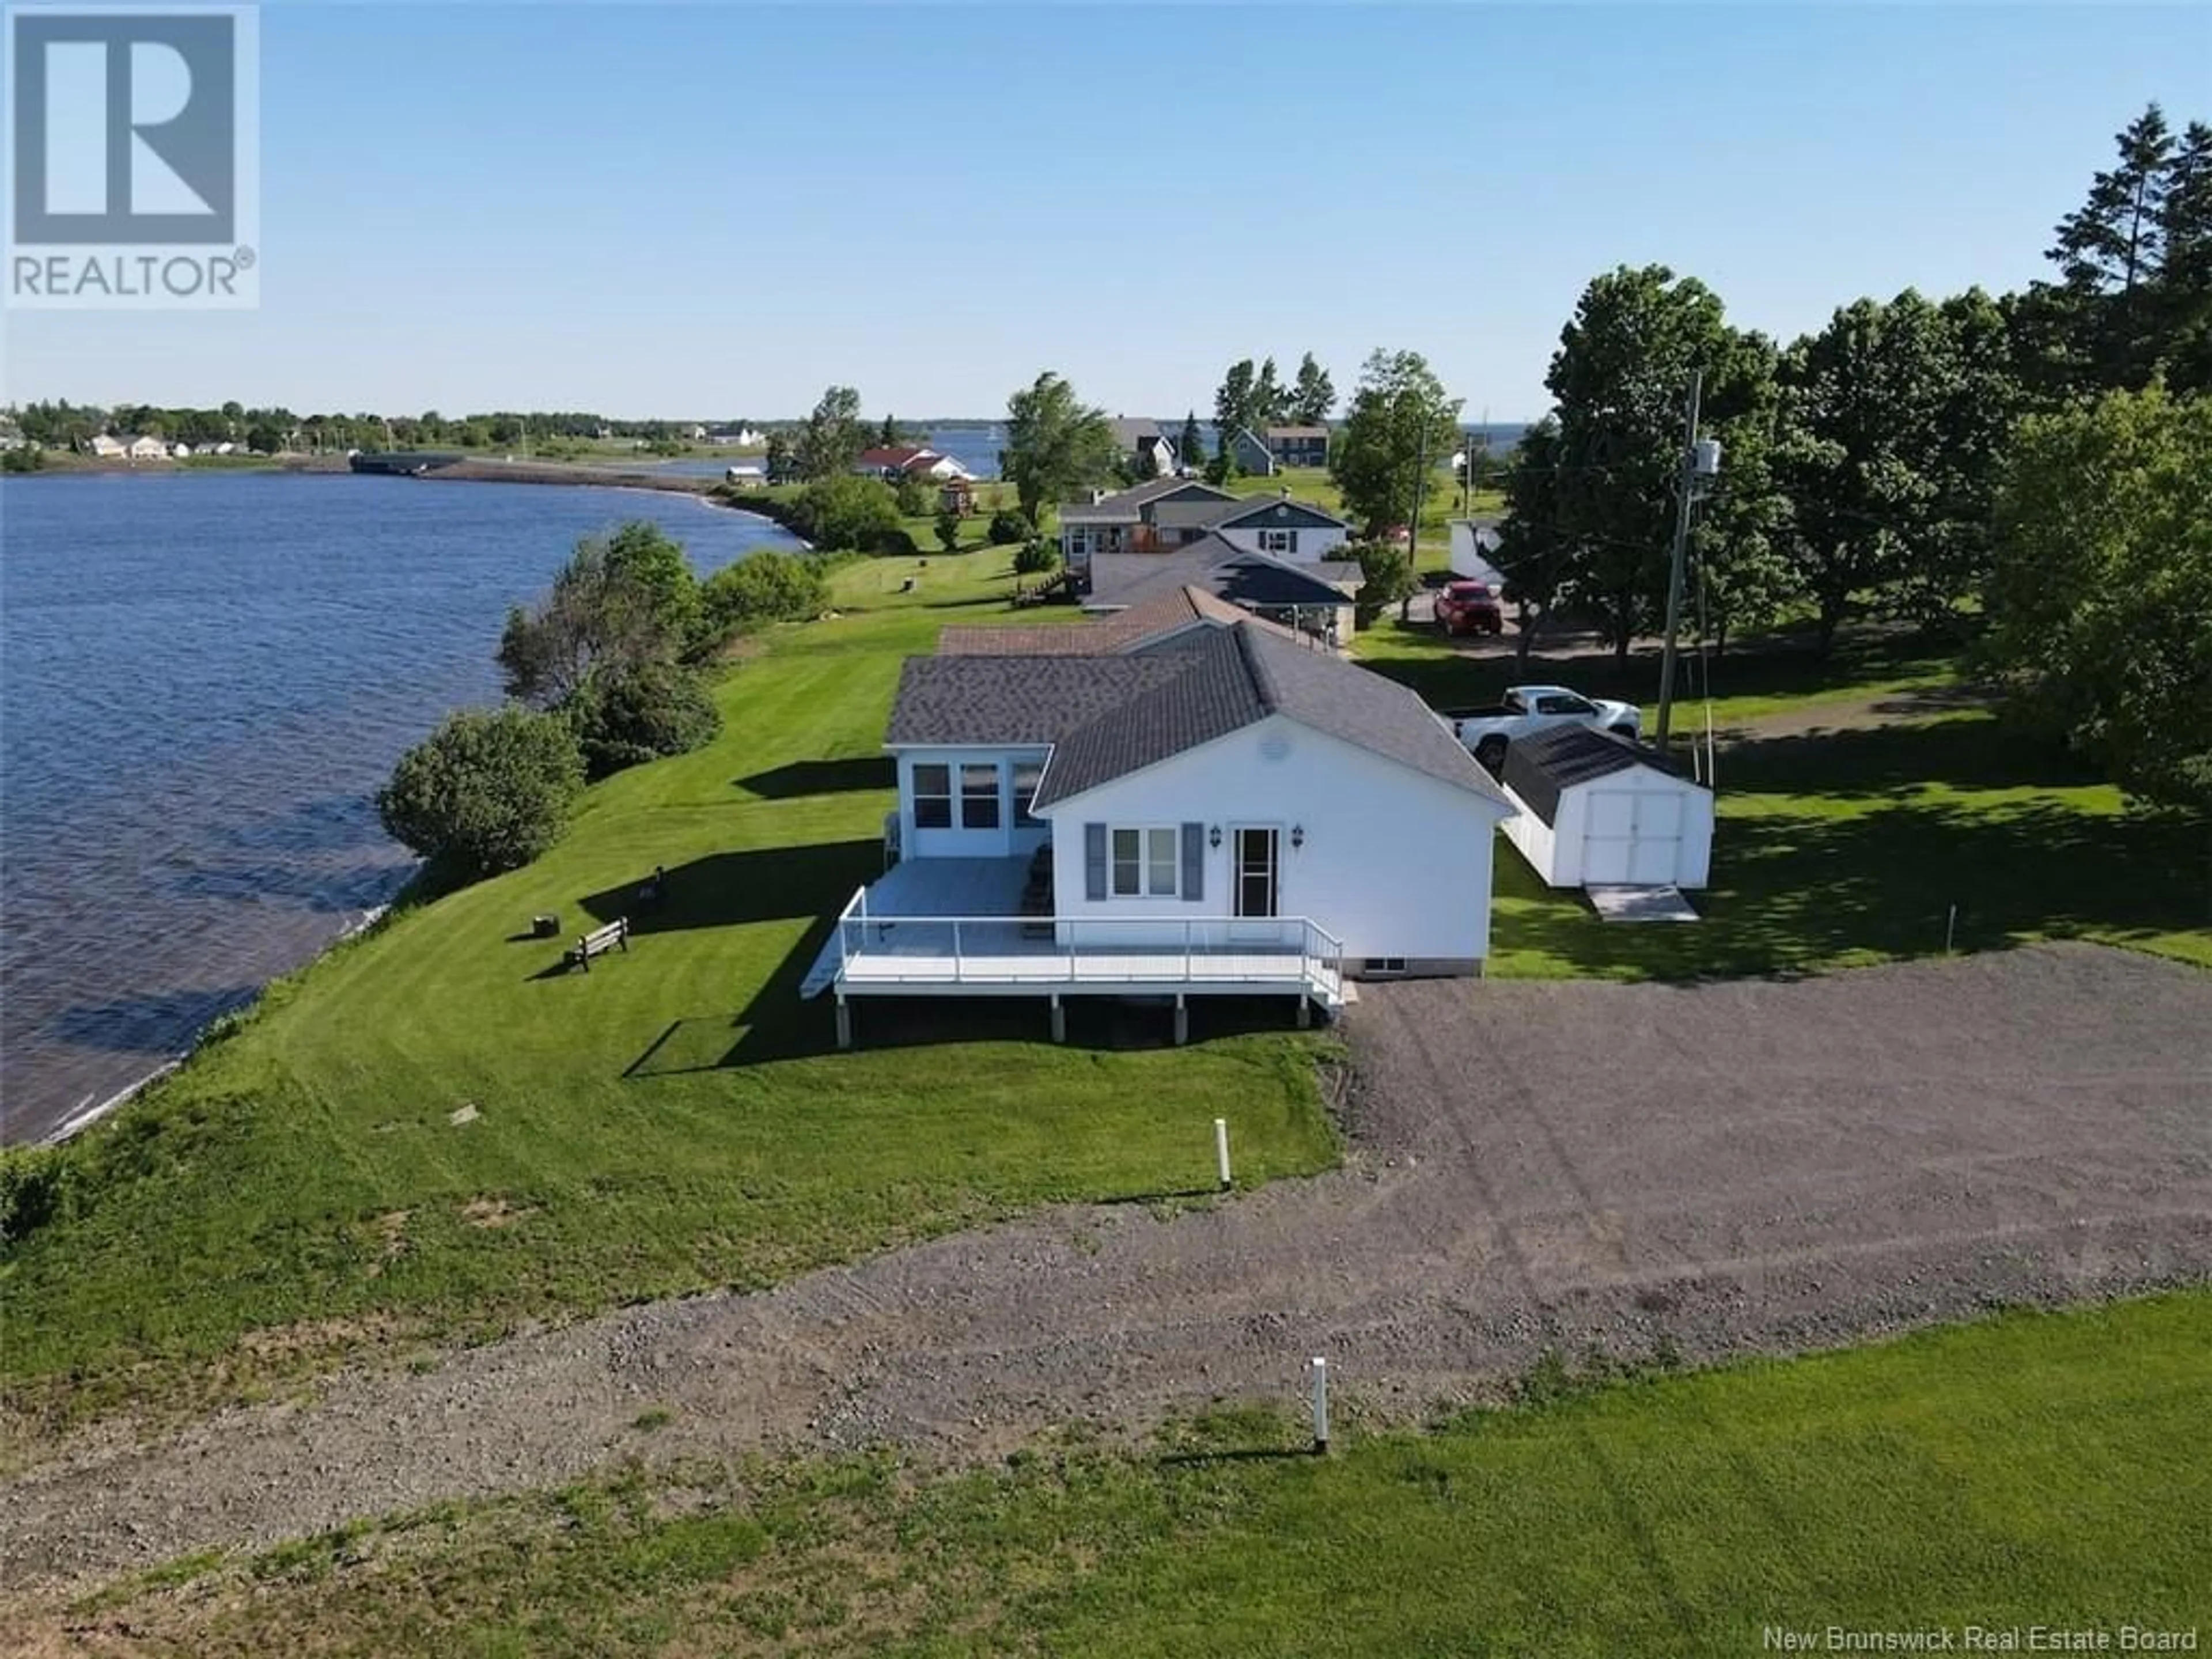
1499,726 -> 1714,889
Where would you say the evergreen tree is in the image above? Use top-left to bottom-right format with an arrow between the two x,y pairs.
1289,353 -> 1336,425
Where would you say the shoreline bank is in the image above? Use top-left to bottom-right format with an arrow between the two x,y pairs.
31,892 -> 407,1149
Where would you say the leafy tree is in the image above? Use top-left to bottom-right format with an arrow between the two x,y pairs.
566,661 -> 722,781
377,707 -> 585,881
1347,541 -> 1417,628
796,385 -> 865,480
1179,410 -> 1206,468
763,431 -> 797,484
1491,418 -> 1575,669
699,549 -> 830,635
1984,384 -> 2212,810
1541,267 -> 1775,660
600,521 -> 702,647
986,507 -> 1033,546
934,505 -> 963,552
496,527 -> 690,706
1214,359 -> 1257,446
789,474 -> 902,552
245,421 -> 284,454
1289,353 -> 1335,425
1328,348 -> 1462,539
1775,290 -> 2020,653
893,471 -> 933,516
1253,357 -> 1285,427
1000,370 -> 1116,525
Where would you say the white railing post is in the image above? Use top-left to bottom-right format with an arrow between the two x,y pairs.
952,919 -> 962,983
1183,917 -> 1192,982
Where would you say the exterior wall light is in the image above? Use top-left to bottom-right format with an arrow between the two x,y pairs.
1209,824 -> 1222,850
1291,825 -> 1305,851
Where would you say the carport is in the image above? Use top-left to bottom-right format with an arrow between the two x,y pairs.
1500,726 -> 1713,889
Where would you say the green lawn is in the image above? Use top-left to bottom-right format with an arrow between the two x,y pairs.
0,550 -> 1339,1435
1487,716 -> 2212,979
60,1293 -> 2212,1656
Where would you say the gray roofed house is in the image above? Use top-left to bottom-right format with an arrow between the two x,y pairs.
1088,535 -> 1358,623
808,613 -> 1522,1028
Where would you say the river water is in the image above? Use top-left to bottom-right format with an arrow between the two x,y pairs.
0,471 -> 802,1143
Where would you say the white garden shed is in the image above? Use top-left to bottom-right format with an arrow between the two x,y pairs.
1499,726 -> 1714,890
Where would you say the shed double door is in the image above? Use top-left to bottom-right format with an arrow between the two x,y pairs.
1582,791 -> 1684,886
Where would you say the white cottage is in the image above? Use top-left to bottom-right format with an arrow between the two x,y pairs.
805,618 -> 1515,1045
1499,726 -> 1714,890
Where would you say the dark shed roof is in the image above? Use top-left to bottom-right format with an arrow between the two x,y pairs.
1501,726 -> 1698,828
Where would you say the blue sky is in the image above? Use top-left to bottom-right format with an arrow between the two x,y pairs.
5,2 -> 2207,421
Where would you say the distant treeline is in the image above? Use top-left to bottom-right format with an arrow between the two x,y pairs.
2,403 -> 775,455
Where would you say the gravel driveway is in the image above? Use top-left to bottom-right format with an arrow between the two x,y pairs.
5,943 -> 2208,1586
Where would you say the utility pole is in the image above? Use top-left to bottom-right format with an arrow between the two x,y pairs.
1408,421 -> 1430,573
1654,370 -> 1703,747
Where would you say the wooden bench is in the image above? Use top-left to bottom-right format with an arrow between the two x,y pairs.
564,916 -> 629,972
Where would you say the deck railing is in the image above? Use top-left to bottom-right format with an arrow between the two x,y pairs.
832,888 -> 1346,999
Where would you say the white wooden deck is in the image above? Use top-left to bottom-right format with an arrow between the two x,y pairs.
800,857 -> 1344,1010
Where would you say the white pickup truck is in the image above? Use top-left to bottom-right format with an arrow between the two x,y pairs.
1436,685 -> 1643,772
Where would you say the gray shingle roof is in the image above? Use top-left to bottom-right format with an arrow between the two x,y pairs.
1057,476 -> 1227,524
1090,537 -> 1357,611
938,586 -> 1300,657
1028,624 -> 1514,810
884,655 -> 1190,746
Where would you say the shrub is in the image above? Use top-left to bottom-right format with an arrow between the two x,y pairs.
934,506 -> 963,553
789,475 -> 901,552
1013,537 -> 1059,576
567,660 -> 723,780
893,473 -> 933,517
699,550 -> 830,636
873,527 -> 919,558
986,507 -> 1034,546
377,707 -> 585,881
1,1144 -> 72,1245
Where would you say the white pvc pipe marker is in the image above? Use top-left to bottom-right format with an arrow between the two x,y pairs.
1214,1117 -> 1232,1189
1310,1356 -> 1331,1453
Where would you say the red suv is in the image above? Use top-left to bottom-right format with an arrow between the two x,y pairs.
1434,580 -> 1503,636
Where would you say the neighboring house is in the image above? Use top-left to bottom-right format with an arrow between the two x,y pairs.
710,425 -> 767,446
169,442 -> 193,457
1499,726 -> 1714,891
87,434 -> 127,459
853,444 -> 977,483
685,424 -> 708,441
940,584 -> 1309,658
1057,479 -> 1240,577
1088,535 -> 1361,642
724,461 -> 768,488
1108,418 -> 1177,479
1266,425 -> 1329,468
1225,426 -> 1276,476
1056,482 -> 1351,588
804,618 -> 1517,1045
124,434 -> 167,461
